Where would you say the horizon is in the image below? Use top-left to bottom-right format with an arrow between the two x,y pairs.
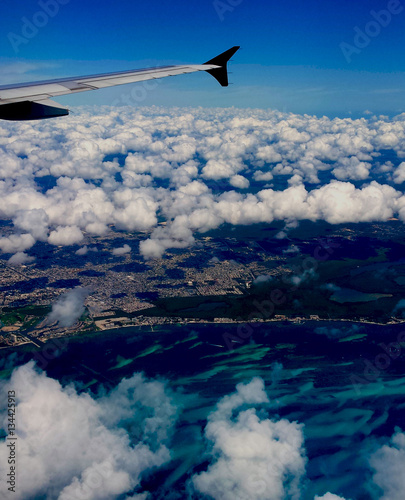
0,0 -> 405,117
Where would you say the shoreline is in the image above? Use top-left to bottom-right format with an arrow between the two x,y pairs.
2,315 -> 405,351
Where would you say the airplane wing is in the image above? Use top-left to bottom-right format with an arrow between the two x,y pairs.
0,46 -> 240,121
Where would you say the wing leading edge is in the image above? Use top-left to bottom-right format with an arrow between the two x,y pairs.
0,46 -> 240,121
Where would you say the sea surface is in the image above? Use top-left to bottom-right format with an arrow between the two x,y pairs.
1,320 -> 405,499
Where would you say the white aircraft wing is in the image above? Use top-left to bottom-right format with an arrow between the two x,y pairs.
0,46 -> 240,121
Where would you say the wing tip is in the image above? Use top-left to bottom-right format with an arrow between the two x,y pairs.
203,46 -> 240,87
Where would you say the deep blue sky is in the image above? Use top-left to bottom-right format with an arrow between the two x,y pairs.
1,0 -> 405,116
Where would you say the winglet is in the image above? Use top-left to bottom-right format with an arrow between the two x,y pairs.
204,46 -> 240,87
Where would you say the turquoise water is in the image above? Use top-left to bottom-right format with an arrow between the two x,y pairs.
1,320 -> 404,499
330,287 -> 392,303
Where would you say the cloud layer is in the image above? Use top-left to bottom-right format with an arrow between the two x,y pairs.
1,106 -> 405,260
1,363 -> 403,499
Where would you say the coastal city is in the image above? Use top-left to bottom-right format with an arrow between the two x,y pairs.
0,224 -> 289,348
1,219 -> 405,349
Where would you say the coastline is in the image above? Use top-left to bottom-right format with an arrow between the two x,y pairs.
2,314 -> 405,351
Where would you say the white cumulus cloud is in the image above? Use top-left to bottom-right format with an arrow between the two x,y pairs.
191,378 -> 307,500
370,429 -> 405,500
0,362 -> 177,500
0,233 -> 35,254
46,287 -> 91,327
7,251 -> 35,266
315,494 -> 348,500
48,225 -> 84,246
112,244 -> 131,256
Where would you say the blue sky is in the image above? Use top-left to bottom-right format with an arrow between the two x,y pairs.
1,0 -> 405,116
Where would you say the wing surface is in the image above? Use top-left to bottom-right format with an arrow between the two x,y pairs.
0,46 -> 240,120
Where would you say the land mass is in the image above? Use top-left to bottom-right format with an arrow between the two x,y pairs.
1,219 -> 405,348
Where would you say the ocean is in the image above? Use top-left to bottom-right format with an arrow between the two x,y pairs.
1,320 -> 404,499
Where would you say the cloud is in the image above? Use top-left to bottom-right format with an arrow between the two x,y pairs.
112,244 -> 131,256
202,159 -> 240,180
283,244 -> 300,254
75,245 -> 98,256
113,192 -> 158,232
140,216 -> 195,260
253,275 -> 273,285
254,170 -> 274,182
0,61 -> 57,85
209,256 -> 220,264
7,251 -> 35,266
230,175 -> 250,189
289,268 -> 318,287
0,360 -> 395,500
315,494 -> 348,500
46,287 -> 91,327
48,225 -> 84,246
370,429 -> 405,500
13,208 -> 49,241
392,299 -> 405,318
0,233 -> 35,254
0,362 -> 176,500
332,157 -> 371,181
275,230 -> 287,239
2,106 -> 405,259
393,162 -> 405,184
191,378 -> 307,500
